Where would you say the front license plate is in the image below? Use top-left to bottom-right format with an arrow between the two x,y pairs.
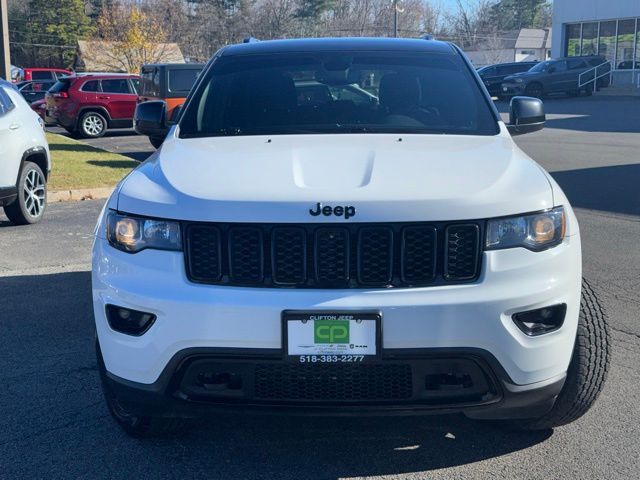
283,311 -> 381,363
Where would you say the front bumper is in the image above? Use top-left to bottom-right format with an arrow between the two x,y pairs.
501,83 -> 526,96
100,345 -> 566,420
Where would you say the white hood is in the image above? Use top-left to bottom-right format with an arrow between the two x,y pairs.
117,131 -> 553,223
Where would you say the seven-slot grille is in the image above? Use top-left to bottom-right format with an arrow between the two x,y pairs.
185,222 -> 481,288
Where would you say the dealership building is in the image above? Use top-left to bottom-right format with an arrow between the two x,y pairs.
553,0 -> 640,85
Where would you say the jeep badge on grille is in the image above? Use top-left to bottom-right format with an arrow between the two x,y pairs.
309,203 -> 356,219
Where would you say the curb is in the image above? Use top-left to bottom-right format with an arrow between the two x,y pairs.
48,187 -> 114,203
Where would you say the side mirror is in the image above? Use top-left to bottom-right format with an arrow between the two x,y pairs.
507,96 -> 545,136
547,66 -> 555,73
134,100 -> 168,138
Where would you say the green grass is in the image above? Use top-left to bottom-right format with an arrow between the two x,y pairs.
47,133 -> 139,191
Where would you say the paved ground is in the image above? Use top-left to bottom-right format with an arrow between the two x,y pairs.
48,126 -> 154,162
1,96 -> 640,479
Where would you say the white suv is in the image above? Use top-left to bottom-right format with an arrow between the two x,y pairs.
0,80 -> 50,224
92,38 -> 609,437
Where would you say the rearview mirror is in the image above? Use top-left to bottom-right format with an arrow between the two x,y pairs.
134,101 -> 168,138
506,96 -> 545,136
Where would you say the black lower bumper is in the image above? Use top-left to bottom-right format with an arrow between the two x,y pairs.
101,347 -> 565,420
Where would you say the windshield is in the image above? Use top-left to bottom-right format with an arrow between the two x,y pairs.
179,51 -> 499,137
528,61 -> 552,73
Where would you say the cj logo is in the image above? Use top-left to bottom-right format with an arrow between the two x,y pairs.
314,320 -> 350,344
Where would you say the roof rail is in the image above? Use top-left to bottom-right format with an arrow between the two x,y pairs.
243,37 -> 260,43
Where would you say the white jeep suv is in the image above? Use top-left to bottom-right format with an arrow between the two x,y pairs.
0,80 -> 50,224
92,38 -> 609,437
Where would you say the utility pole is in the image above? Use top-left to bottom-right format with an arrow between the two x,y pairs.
0,0 -> 10,81
393,0 -> 398,38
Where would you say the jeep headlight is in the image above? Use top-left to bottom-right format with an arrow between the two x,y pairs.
106,211 -> 182,253
486,207 -> 566,251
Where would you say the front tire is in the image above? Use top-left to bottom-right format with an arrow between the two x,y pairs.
79,111 -> 107,138
514,279 -> 610,430
96,341 -> 189,438
3,161 -> 47,225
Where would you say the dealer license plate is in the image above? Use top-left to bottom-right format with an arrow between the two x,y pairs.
283,311 -> 380,363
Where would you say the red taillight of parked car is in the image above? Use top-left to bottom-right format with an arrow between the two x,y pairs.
52,92 -> 69,99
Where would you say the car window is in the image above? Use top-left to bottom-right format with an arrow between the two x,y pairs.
168,69 -> 201,94
82,80 -> 100,92
0,87 -> 15,115
180,51 -> 499,138
49,79 -> 71,94
329,84 -> 376,106
130,78 -> 140,94
555,61 -> 568,72
479,66 -> 496,77
296,84 -> 333,106
101,79 -> 132,94
31,71 -> 54,81
140,67 -> 160,96
567,59 -> 588,70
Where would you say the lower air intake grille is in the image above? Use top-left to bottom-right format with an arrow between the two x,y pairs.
254,363 -> 413,401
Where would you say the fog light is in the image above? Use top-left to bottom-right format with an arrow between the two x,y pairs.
105,305 -> 156,336
512,304 -> 566,336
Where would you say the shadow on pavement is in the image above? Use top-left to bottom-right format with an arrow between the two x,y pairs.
494,96 -> 640,133
0,270 -> 553,478
551,164 -> 640,216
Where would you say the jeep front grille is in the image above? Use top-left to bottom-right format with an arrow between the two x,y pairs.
184,222 -> 482,288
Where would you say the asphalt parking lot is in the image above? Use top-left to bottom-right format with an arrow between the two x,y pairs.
1,96 -> 640,479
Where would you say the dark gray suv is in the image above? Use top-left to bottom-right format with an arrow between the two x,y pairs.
501,56 -> 609,98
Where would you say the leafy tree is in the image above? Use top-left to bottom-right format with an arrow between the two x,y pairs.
95,4 -> 168,72
11,0 -> 92,67
489,0 -> 551,31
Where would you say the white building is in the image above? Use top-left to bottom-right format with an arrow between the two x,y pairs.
515,29 -> 552,62
464,29 -> 551,67
552,0 -> 640,85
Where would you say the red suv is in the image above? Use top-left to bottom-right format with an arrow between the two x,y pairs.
15,68 -> 72,83
45,74 -> 140,138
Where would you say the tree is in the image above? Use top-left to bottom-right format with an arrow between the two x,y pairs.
10,0 -> 92,67
94,3 -> 169,72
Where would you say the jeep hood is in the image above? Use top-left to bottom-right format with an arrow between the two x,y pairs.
117,133 -> 553,222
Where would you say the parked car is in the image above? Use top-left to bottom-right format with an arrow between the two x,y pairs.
16,80 -> 56,104
476,61 -> 538,97
45,74 -> 140,138
97,37 -> 610,437
138,63 -> 204,148
501,55 -> 610,98
0,80 -> 50,225
30,98 -> 55,125
15,68 -> 72,83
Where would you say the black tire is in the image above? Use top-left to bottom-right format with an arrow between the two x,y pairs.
3,161 -> 47,225
525,82 -> 544,98
514,278 -> 610,431
78,111 -> 107,138
96,341 -> 189,438
149,136 -> 165,149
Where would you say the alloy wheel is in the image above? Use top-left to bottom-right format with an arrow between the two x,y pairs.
83,114 -> 105,136
22,168 -> 45,219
